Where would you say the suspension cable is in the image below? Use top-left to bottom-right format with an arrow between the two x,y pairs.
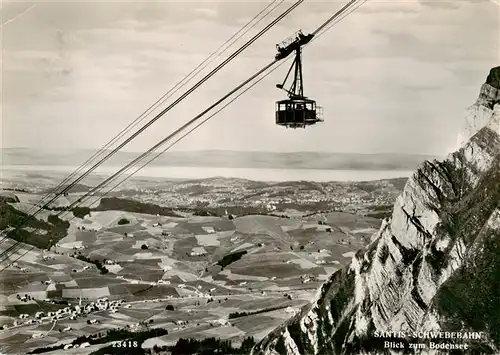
0,0 -> 301,247
51,1 -> 369,301
92,0 -> 369,211
311,0 -> 360,36
66,0 -> 367,215
46,0 -> 303,197
21,0 -> 284,219
0,1 -> 304,263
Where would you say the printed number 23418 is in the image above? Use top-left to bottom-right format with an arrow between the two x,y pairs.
112,341 -> 138,348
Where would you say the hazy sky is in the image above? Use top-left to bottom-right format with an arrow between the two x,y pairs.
2,0 -> 499,155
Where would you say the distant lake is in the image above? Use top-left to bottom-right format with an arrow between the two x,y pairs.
1,165 -> 413,182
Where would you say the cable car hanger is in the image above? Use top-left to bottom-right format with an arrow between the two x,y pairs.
274,30 -> 323,129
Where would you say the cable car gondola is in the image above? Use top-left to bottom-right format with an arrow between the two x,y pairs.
275,30 -> 323,129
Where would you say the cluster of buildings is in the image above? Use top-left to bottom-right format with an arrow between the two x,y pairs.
67,297 -> 125,318
300,274 -> 318,284
63,342 -> 90,350
1,297 -> 129,332
10,262 -> 30,272
118,179 -> 398,217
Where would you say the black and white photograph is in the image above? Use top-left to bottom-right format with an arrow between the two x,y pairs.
1,0 -> 499,354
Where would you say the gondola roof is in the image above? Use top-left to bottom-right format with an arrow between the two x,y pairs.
276,97 -> 316,104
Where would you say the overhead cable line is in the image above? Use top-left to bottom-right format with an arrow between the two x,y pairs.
311,0 -> 360,36
0,0 -> 304,263
18,0 -> 285,220
0,0 -> 364,267
39,0 -> 303,199
54,1 -> 370,300
57,61 -> 276,214
105,0 -> 370,202
58,0 -> 366,215
0,0 -> 366,269
0,0 -> 298,247
61,0 -> 368,222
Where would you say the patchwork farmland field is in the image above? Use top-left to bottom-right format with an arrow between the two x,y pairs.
0,207 -> 380,354
0,172 -> 404,354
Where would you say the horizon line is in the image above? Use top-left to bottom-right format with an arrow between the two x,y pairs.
1,147 -> 443,157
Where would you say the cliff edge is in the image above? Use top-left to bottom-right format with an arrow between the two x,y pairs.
252,66 -> 500,355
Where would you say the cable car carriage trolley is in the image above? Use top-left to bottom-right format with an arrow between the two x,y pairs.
274,30 -> 323,129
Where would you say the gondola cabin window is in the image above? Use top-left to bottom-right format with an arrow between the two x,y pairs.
275,99 -> 319,128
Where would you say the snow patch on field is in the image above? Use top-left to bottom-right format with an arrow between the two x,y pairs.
202,326 -> 245,338
351,228 -> 377,234
106,264 -> 123,273
62,287 -> 110,299
57,241 -> 83,249
217,230 -> 236,238
62,280 -> 78,287
191,246 -> 207,255
143,337 -> 171,349
133,252 -> 155,259
231,243 -> 254,253
221,269 -> 268,281
288,258 -> 318,269
162,222 -> 179,229
195,234 -> 220,246
201,226 -> 215,234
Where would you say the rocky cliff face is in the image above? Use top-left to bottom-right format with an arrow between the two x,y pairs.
457,67 -> 500,148
252,66 -> 500,355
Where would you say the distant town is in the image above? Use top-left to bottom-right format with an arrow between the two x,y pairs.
105,177 -> 407,218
